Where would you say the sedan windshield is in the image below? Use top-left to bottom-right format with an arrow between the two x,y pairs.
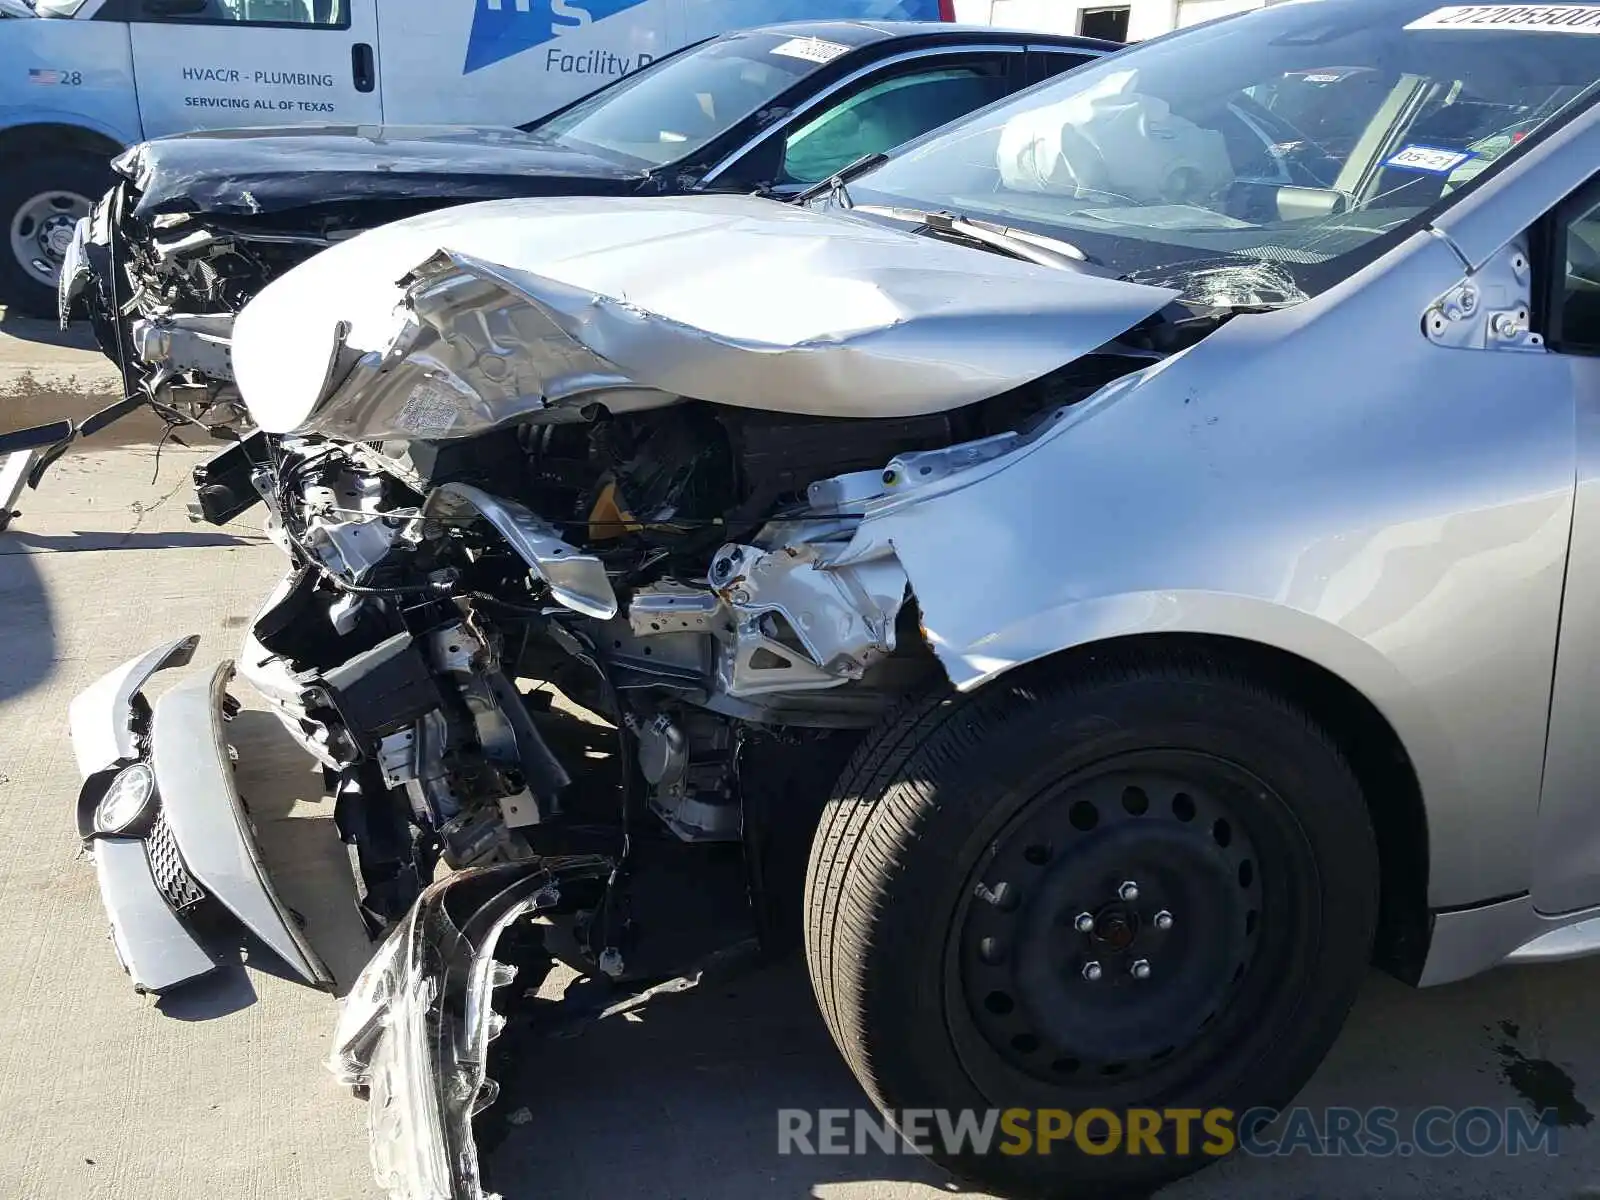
840,0 -> 1600,304
533,30 -> 851,168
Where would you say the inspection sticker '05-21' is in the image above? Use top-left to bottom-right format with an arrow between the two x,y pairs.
1406,4 -> 1600,31
1384,145 -> 1476,174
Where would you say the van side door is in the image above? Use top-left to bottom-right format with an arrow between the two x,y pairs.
114,0 -> 382,138
379,0 -> 685,128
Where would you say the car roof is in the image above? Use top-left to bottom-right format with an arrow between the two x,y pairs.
743,19 -> 1121,55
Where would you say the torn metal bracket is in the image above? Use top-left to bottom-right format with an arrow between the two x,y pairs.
426,482 -> 619,620
1423,239 -> 1545,353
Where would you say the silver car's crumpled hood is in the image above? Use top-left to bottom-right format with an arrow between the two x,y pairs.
232,194 -> 1178,438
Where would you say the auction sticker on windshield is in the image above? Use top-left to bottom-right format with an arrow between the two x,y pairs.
771,37 -> 853,64
1384,145 -> 1476,173
1406,4 -> 1600,31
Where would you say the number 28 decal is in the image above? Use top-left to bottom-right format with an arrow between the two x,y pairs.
28,69 -> 85,87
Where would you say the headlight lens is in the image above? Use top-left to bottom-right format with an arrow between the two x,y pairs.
93,762 -> 158,836
329,918 -> 409,1082
329,907 -> 455,1200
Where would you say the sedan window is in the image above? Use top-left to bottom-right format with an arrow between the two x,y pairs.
533,31 -> 841,169
842,0 -> 1600,306
782,63 -> 1011,185
1556,192 -> 1600,352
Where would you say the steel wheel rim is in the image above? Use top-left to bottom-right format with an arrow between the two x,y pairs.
946,749 -> 1287,1100
9,190 -> 90,287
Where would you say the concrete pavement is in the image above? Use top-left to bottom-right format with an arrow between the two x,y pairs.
1,321 -> 1598,1200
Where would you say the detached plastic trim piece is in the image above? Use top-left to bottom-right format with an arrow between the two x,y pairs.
150,662 -> 335,991
68,635 -> 199,779
94,836 -> 218,994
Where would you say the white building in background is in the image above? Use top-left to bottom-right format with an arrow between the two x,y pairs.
953,0 -> 1283,43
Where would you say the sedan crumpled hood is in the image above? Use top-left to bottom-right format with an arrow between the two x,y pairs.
115,125 -> 647,220
232,194 -> 1178,438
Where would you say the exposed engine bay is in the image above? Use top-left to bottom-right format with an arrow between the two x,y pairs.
238,354 -> 1146,932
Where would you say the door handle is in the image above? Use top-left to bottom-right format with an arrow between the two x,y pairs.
352,42 -> 376,94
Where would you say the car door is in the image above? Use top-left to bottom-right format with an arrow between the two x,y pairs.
702,46 -> 1026,198
117,0 -> 382,138
1529,175 -> 1600,917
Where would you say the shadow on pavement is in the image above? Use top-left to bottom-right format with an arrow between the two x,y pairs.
229,709 -> 377,995
0,529 -> 263,554
0,541 -> 53,705
481,951 -> 1600,1200
485,958 -> 964,1200
156,962 -> 259,1021
0,310 -> 99,352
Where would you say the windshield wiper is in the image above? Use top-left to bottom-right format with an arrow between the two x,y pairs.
792,152 -> 889,207
851,204 -> 1100,273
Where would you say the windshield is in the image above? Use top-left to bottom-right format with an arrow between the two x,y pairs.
839,0 -> 1600,305
533,29 -> 852,168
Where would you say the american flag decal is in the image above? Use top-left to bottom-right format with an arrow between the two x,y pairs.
28,69 -> 63,85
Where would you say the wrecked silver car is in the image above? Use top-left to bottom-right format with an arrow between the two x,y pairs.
54,1 -> 1600,1196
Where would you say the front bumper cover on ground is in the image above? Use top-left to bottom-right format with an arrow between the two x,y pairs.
329,859 -> 611,1200
68,637 -> 335,993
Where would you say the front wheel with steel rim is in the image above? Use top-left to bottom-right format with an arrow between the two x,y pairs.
804,653 -> 1378,1198
0,153 -> 105,319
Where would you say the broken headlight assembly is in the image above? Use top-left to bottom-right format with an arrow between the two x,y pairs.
329,887 -> 456,1200
329,861 -> 611,1200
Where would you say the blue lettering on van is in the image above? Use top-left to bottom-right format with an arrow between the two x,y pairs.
465,0 -> 651,74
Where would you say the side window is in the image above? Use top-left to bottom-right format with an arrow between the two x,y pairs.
779,60 -> 1011,187
137,0 -> 347,26
1032,51 -> 1096,85
1550,189 -> 1600,354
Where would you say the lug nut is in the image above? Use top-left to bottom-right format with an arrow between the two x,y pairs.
1117,880 -> 1140,902
1130,959 -> 1152,980
1154,910 -> 1173,931
1073,912 -> 1095,934
1082,961 -> 1104,982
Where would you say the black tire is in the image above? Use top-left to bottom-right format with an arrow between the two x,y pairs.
804,651 -> 1378,1198
0,152 -> 108,319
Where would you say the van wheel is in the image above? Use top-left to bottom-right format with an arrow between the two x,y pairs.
0,153 -> 106,319
804,654 -> 1378,1197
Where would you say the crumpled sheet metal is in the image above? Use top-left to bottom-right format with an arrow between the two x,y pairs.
232,194 -> 1178,436
113,127 -> 645,221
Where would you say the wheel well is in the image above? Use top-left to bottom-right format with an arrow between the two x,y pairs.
1022,632 -> 1432,985
0,124 -> 123,166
